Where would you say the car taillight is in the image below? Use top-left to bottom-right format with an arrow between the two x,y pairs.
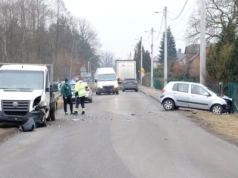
162,89 -> 165,93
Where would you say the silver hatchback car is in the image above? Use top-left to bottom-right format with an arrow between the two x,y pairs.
160,81 -> 232,113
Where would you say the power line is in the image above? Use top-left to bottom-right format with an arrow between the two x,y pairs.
156,13 -> 164,39
169,0 -> 188,21
172,1 -> 196,39
145,30 -> 151,42
170,1 -> 196,27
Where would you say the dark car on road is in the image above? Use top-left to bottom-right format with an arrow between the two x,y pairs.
122,78 -> 138,92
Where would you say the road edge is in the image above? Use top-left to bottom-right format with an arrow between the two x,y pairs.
0,127 -> 19,144
139,88 -> 238,147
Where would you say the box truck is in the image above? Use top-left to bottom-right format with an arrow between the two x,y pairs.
115,60 -> 136,89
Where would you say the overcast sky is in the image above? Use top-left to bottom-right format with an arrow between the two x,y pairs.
64,0 -> 198,59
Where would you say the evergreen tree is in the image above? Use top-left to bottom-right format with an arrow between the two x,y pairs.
143,50 -> 151,73
206,20 -> 236,83
133,41 -> 152,79
133,41 -> 142,80
228,38 -> 238,82
159,26 -> 177,63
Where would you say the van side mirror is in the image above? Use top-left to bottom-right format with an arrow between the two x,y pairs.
46,87 -> 50,92
46,86 -> 53,92
95,79 -> 97,83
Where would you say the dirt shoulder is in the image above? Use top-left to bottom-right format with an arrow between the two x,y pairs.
179,109 -> 238,146
0,124 -> 19,143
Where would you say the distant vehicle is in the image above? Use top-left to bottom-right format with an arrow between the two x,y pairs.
116,60 -> 136,89
52,82 -> 62,109
122,78 -> 138,92
70,81 -> 93,103
82,77 -> 95,93
94,67 -> 119,95
160,81 -> 232,114
0,63 -> 58,131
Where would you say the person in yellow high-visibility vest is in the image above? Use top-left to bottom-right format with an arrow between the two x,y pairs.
74,78 -> 89,115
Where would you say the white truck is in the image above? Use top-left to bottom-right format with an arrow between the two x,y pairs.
94,67 -> 119,95
0,63 -> 58,131
115,60 -> 136,89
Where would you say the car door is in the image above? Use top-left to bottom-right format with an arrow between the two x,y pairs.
171,83 -> 189,107
189,84 -> 211,110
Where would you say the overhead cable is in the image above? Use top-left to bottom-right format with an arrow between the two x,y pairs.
169,0 -> 188,21
156,13 -> 164,39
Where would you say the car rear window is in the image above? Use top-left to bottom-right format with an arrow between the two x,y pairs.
172,83 -> 189,93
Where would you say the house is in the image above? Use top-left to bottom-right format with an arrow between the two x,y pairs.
178,44 -> 200,65
177,48 -> 185,64
182,44 -> 210,77
153,55 -> 160,68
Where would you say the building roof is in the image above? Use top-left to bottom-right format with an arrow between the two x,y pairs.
189,53 -> 199,62
185,44 -> 200,54
176,50 -> 185,61
153,55 -> 159,62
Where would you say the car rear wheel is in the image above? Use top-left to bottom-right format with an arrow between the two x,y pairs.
211,104 -> 223,114
135,89 -> 138,92
163,99 -> 175,111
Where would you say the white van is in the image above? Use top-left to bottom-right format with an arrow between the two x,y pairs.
95,67 -> 119,95
0,64 -> 57,131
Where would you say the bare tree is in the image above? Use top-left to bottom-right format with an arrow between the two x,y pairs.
101,52 -> 115,67
186,0 -> 238,43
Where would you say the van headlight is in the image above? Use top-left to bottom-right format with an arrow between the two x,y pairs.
114,84 -> 118,88
33,96 -> 41,107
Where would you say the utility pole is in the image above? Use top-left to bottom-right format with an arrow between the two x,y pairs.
151,28 -> 154,88
164,6 -> 168,86
200,0 -> 206,84
140,36 -> 143,85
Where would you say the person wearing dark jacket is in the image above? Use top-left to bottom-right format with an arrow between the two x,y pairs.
61,78 -> 73,115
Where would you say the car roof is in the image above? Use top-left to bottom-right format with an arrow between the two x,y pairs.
166,81 -> 206,88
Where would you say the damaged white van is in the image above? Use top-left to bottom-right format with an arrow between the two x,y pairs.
0,64 -> 57,131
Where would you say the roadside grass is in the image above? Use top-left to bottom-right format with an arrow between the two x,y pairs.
181,109 -> 238,146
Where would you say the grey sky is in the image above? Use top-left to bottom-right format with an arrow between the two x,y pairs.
64,0 -> 197,59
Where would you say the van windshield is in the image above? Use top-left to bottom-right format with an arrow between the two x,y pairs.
98,74 -> 116,81
0,70 -> 44,90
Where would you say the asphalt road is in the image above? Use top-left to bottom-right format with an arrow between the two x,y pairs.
0,91 -> 238,178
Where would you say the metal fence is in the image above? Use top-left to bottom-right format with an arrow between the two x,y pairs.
226,83 -> 238,113
207,83 -> 238,113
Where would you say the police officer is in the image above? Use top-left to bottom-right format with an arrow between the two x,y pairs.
61,78 -> 73,115
74,78 -> 89,115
